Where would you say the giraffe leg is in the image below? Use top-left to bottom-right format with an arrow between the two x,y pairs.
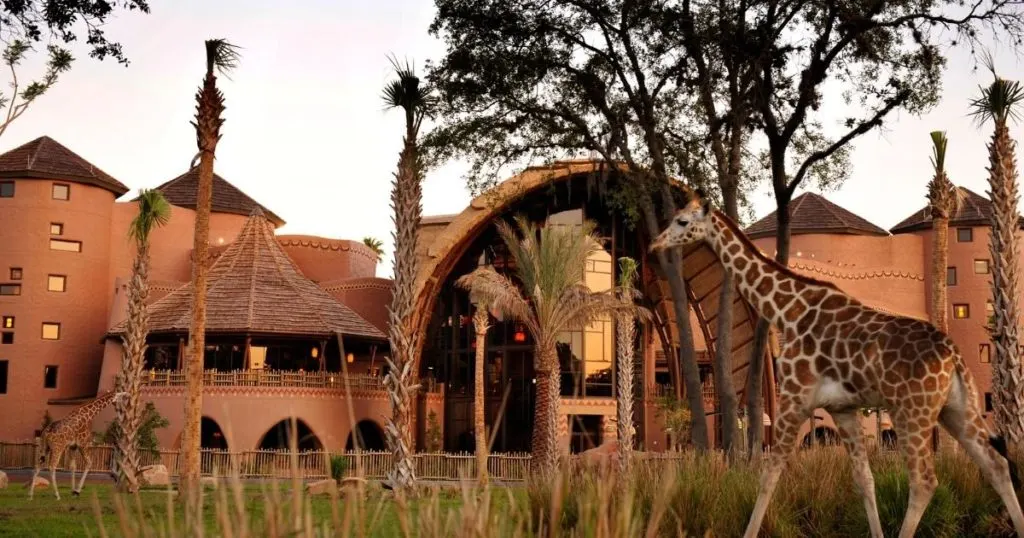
28,454 -> 42,500
74,446 -> 92,495
743,395 -> 807,538
49,452 -> 62,500
940,380 -> 1024,536
893,412 -> 938,538
834,411 -> 883,538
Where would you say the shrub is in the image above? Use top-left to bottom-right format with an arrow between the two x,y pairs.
330,454 -> 349,482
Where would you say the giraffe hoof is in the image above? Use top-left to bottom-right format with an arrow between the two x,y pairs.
72,490 -> 80,496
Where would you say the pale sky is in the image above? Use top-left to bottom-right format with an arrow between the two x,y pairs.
2,0 -> 1023,277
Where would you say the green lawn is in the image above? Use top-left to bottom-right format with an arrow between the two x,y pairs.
0,482 -> 489,537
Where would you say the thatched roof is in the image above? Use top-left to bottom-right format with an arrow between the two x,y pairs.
744,192 -> 889,240
0,136 -> 128,195
149,168 -> 285,226
890,187 -> 1024,233
110,208 -> 384,340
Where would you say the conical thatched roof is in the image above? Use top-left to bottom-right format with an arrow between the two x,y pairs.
0,136 -> 128,195
149,168 -> 285,226
744,192 -> 889,239
890,187 -> 1024,233
111,208 -> 384,339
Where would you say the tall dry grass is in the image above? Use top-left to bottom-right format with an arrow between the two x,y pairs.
96,446 -> 1024,537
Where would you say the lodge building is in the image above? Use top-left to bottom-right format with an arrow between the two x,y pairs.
0,136 -> 1011,454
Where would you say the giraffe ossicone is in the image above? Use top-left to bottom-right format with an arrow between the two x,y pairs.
651,188 -> 1024,538
28,390 -> 125,500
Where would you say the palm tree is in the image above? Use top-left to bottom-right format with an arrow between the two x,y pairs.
362,236 -> 385,261
381,57 -> 431,492
970,57 -> 1024,444
926,131 -> 958,334
471,299 -> 490,486
456,216 -> 644,478
181,39 -> 240,500
615,257 -> 640,475
113,189 -> 170,492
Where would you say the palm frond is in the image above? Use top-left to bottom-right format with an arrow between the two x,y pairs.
205,39 -> 241,78
617,257 -> 639,292
548,286 -> 650,338
969,54 -> 1024,126
129,189 -> 171,241
929,131 -> 948,172
381,55 -> 430,114
455,268 -> 538,336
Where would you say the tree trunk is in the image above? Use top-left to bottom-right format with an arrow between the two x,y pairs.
473,307 -> 489,486
616,308 -> 636,474
987,119 -> 1024,444
181,68 -> 222,498
114,239 -> 151,493
384,129 -> 423,492
531,347 -> 562,479
715,182 -> 740,458
931,216 -> 950,333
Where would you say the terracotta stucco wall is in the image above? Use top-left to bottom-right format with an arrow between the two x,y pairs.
279,235 -> 377,283
0,178 -> 115,440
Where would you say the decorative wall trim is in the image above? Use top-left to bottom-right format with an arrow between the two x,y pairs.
278,236 -> 378,263
139,385 -> 390,401
788,261 -> 925,282
321,278 -> 392,293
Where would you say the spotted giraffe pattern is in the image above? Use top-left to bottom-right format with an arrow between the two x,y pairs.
651,191 -> 1024,538
28,391 -> 126,500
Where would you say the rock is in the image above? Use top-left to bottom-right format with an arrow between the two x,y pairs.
24,476 -> 49,489
0,470 -> 7,489
200,476 -> 218,490
305,479 -> 337,495
138,465 -> 170,487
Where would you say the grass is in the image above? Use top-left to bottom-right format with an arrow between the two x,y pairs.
1,447 -> 1022,537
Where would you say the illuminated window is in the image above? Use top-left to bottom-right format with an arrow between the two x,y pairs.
946,267 -> 957,286
43,365 -> 58,388
0,181 -> 13,197
49,239 -> 81,252
980,343 -> 991,364
51,183 -> 69,200
9,268 -> 21,280
47,275 -> 66,292
2,316 -> 12,329
953,304 -> 969,319
1,332 -> 11,344
0,361 -> 7,394
50,223 -> 63,236
957,228 -> 973,242
975,259 -> 990,274
0,284 -> 20,296
41,323 -> 60,340
986,301 -> 995,319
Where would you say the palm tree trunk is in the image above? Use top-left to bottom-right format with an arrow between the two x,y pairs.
384,130 -> 422,492
473,307 -> 489,486
532,347 -> 562,479
114,240 -> 151,492
931,216 -> 950,333
615,309 -> 636,475
987,119 -> 1024,444
181,67 -> 224,497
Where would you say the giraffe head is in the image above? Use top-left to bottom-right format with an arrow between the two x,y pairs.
649,188 -> 712,252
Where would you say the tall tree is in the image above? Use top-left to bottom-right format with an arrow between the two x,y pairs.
456,217 -> 643,478
0,41 -> 72,138
381,58 -> 431,493
362,236 -> 385,262
615,257 -> 640,474
740,0 -> 1024,456
471,299 -> 490,486
180,39 -> 240,504
970,59 -> 1024,444
927,131 -> 957,334
113,189 -> 170,493
0,0 -> 150,64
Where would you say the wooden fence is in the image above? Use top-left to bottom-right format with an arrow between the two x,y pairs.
0,443 -> 530,481
141,369 -> 442,394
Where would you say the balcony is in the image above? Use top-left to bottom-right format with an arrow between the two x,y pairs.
141,369 -> 442,394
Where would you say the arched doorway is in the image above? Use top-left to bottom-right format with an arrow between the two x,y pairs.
802,426 -> 841,448
346,420 -> 386,451
257,418 -> 323,451
201,417 -> 228,450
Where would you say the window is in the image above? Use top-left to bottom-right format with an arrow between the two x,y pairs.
0,284 -> 20,296
2,316 -> 12,329
51,183 -> 69,200
981,343 -> 991,364
47,275 -> 66,292
957,228 -> 973,242
43,365 -> 58,389
49,239 -> 81,252
987,301 -> 995,319
975,259 -> 991,274
0,181 -> 12,198
946,267 -> 957,286
41,322 -> 60,340
985,392 -> 994,413
9,268 -> 21,280
0,360 -> 7,394
1,332 -> 11,344
953,304 -> 970,319
49,223 -> 63,236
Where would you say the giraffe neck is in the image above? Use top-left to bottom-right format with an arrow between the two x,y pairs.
705,211 -> 814,330
76,391 -> 117,420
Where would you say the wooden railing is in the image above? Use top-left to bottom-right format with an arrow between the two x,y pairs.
646,382 -> 717,405
141,369 -> 441,394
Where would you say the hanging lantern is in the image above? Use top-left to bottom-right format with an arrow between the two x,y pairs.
311,347 -> 319,358
514,326 -> 526,343
346,352 -> 355,363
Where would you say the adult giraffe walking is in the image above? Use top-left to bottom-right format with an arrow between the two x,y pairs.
650,188 -> 1024,538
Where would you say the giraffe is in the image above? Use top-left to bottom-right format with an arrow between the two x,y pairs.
28,390 -> 127,500
650,189 -> 1024,538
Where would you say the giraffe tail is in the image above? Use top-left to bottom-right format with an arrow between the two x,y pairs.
990,435 -> 1021,490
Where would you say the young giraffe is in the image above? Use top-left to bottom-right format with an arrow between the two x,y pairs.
28,390 -> 127,500
650,190 -> 1024,538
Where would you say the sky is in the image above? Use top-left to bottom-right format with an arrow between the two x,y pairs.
2,0 -> 1023,278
